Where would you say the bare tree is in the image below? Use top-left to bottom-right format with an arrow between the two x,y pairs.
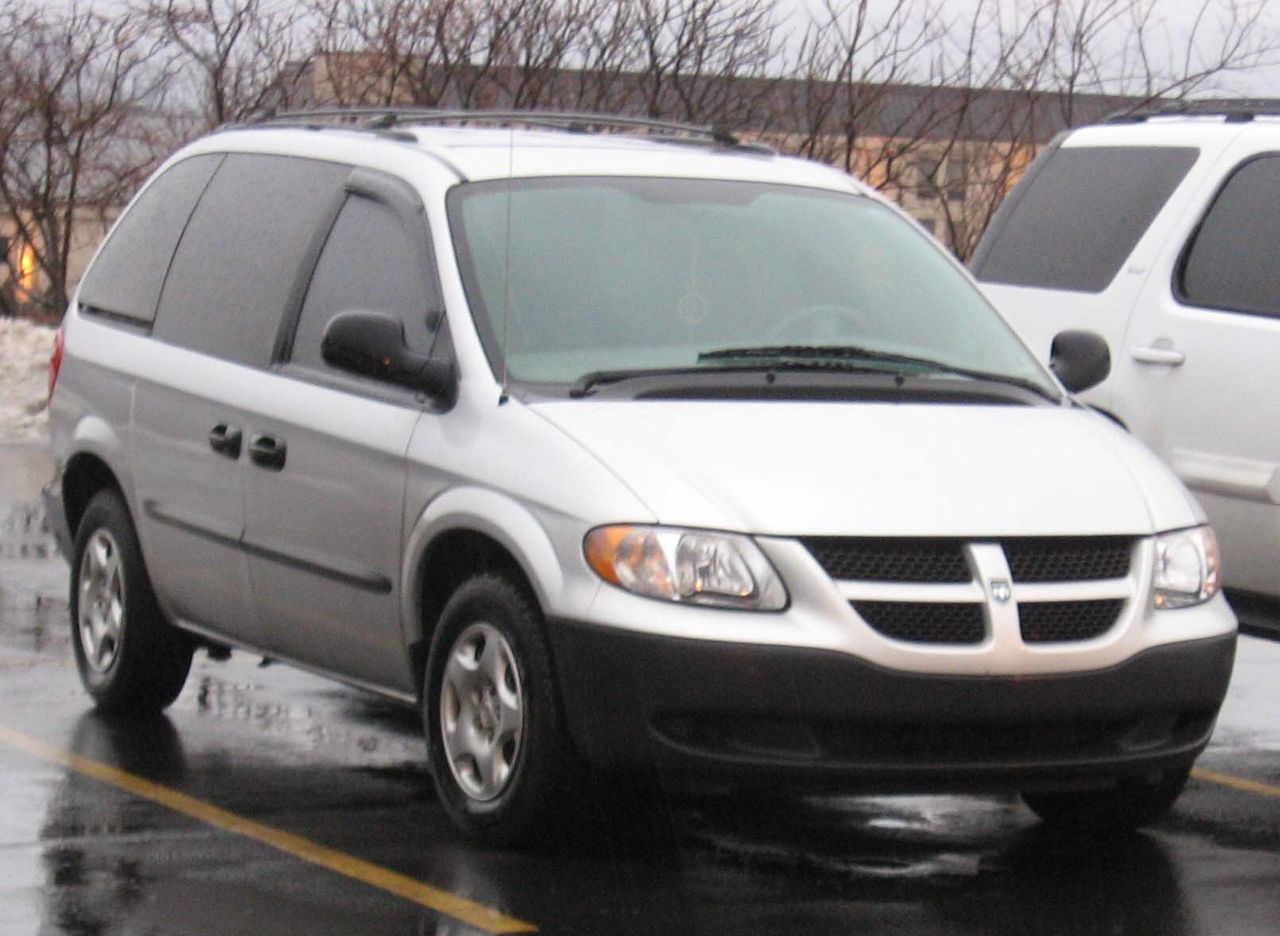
136,0 -> 310,129
307,0 -> 783,124
782,0 -> 949,172
621,0 -> 782,126
0,1 -> 166,319
926,0 -> 1280,258
309,0 -> 460,106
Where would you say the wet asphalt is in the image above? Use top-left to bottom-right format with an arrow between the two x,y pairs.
1,441 -> 1278,936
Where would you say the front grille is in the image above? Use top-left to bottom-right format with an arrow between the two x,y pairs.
804,536 -> 1133,584
1019,599 -> 1125,643
851,601 -> 985,644
1004,537 -> 1133,582
804,538 -> 970,583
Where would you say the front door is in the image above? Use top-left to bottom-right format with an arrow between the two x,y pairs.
241,175 -> 445,694
1118,149 -> 1280,595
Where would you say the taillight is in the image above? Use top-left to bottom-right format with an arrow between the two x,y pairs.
48,325 -> 65,405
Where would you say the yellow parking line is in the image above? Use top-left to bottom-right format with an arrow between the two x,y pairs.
1192,766 -> 1280,799
0,723 -> 537,934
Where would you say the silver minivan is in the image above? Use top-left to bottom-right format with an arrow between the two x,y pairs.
45,111 -> 1236,845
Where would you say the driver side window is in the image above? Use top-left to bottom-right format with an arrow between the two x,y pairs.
290,193 -> 436,375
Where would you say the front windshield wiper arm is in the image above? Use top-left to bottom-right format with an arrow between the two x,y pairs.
570,366 -> 716,397
697,345 -> 1061,402
569,358 -> 900,398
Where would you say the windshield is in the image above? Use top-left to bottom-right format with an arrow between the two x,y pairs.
448,177 -> 1054,394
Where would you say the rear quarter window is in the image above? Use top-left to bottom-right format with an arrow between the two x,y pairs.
1178,154 -> 1280,318
77,154 -> 223,323
972,145 -> 1198,293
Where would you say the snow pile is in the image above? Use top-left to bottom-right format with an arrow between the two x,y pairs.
0,318 -> 57,439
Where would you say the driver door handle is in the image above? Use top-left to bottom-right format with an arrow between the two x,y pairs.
1130,345 -> 1186,367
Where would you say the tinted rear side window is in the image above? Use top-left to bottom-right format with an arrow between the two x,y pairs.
973,146 -> 1198,293
155,153 -> 347,366
1179,155 -> 1280,318
78,154 -> 222,323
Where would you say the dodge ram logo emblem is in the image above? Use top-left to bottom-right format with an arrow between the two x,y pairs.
990,580 -> 1012,603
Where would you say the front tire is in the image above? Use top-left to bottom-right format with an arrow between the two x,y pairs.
1021,767 -> 1191,832
70,489 -> 193,712
424,574 -> 579,847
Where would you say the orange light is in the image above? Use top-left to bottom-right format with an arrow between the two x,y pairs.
584,525 -> 631,585
17,241 -> 35,294
16,242 -> 36,299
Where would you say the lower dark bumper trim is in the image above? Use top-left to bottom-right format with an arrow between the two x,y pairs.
546,621 -> 1236,791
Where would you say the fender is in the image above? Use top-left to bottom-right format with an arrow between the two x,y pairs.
400,485 -> 567,645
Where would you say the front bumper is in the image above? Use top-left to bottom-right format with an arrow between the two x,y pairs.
547,620 -> 1236,792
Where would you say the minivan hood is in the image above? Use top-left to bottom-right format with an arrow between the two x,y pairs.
529,399 -> 1200,537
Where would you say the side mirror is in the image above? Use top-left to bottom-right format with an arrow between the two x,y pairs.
1049,330 -> 1110,394
321,310 -> 454,400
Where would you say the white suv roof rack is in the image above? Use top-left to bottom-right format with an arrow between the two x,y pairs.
1106,98 -> 1280,124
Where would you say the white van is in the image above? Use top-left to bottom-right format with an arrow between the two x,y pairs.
974,101 -> 1280,628
44,111 -> 1235,844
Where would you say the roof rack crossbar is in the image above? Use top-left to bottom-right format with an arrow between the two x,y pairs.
1105,98 -> 1280,124
252,107 -> 773,153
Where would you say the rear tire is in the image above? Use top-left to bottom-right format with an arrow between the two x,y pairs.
424,574 -> 581,847
70,489 -> 193,712
1021,767 -> 1190,832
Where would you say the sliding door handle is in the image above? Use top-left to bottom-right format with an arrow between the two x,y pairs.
208,423 -> 242,459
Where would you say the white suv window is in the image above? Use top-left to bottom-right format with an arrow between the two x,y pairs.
1178,154 -> 1280,318
973,146 -> 1198,293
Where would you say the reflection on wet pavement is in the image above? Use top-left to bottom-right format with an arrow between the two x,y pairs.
0,500 -> 55,562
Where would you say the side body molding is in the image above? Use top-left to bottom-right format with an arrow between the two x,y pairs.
400,486 -> 569,646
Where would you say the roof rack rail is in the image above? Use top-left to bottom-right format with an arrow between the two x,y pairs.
249,107 -> 773,153
1105,98 -> 1280,124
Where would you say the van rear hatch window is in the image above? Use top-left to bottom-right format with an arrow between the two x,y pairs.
972,145 -> 1198,293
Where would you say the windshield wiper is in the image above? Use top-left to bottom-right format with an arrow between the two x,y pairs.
697,345 -> 1061,402
568,358 -> 897,397
570,366 -> 718,397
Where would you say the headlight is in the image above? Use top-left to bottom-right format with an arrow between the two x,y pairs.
1153,525 -> 1221,609
584,525 -> 787,611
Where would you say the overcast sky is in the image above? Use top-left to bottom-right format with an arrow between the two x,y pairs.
777,0 -> 1280,94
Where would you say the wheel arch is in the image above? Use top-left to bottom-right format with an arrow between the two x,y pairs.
63,450 -> 126,540
401,487 -> 566,694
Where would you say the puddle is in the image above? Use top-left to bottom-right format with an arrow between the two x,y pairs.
0,500 -> 56,561
0,496 -> 68,655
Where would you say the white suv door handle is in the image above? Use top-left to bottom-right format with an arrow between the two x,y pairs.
1130,346 -> 1186,366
